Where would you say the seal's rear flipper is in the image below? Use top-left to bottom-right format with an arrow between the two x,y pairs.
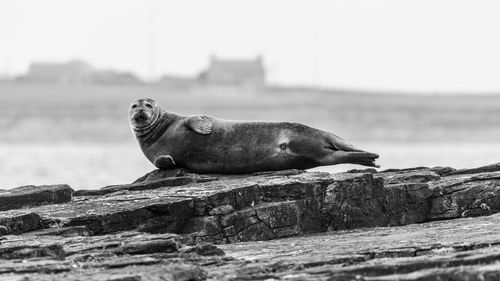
319,149 -> 380,168
323,133 -> 380,168
185,116 -> 212,135
339,151 -> 380,168
154,155 -> 177,169
353,158 -> 381,168
327,133 -> 364,152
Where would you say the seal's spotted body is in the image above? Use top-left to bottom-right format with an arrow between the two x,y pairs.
129,98 -> 379,173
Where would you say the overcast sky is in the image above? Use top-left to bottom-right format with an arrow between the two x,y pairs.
0,0 -> 499,92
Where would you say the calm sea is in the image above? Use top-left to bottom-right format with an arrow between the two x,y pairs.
1,142 -> 499,190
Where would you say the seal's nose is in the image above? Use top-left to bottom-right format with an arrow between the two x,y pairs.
133,112 -> 148,122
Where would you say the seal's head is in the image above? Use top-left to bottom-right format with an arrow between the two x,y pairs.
128,98 -> 160,130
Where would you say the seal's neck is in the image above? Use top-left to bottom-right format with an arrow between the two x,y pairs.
133,109 -> 176,146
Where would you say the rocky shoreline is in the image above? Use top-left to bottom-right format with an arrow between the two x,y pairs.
0,163 -> 499,280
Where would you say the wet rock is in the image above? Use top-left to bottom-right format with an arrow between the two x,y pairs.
0,185 -> 73,211
0,213 -> 42,235
0,163 -> 500,280
182,216 -> 221,237
208,205 -> 234,216
180,243 -> 225,256
0,163 -> 500,245
27,226 -> 91,237
430,166 -> 456,176
323,172 -> 387,230
120,239 -> 179,255
450,162 -> 500,175
376,168 -> 441,184
346,168 -> 378,173
220,208 -> 258,231
214,212 -> 500,281
0,244 -> 64,260
75,174 -> 217,196
382,182 -> 433,225
429,171 -> 500,220
0,226 -> 8,235
132,168 -> 196,182
0,231 -> 210,280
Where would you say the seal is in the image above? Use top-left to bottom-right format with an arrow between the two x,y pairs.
129,98 -> 379,173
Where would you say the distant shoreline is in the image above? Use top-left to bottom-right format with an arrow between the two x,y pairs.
2,81 -> 500,96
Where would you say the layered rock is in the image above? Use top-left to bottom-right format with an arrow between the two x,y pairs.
2,164 -> 500,243
0,163 -> 500,280
216,212 -> 500,281
0,231 -> 217,281
0,206 -> 499,280
0,184 -> 73,211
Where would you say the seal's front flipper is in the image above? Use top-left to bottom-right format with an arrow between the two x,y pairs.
154,155 -> 176,169
185,116 -> 212,135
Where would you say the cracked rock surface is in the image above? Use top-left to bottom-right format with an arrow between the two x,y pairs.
0,163 -> 500,280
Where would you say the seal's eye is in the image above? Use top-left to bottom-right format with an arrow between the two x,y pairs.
131,104 -> 138,109
145,103 -> 153,109
280,143 -> 287,150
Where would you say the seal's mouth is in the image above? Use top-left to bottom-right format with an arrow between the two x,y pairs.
131,110 -> 152,126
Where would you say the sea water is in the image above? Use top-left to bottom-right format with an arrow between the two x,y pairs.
1,142 -> 499,190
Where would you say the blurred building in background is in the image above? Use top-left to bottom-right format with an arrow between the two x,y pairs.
88,70 -> 142,85
19,60 -> 141,84
24,60 -> 93,83
12,55 -> 268,94
199,55 -> 266,93
155,75 -> 198,91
